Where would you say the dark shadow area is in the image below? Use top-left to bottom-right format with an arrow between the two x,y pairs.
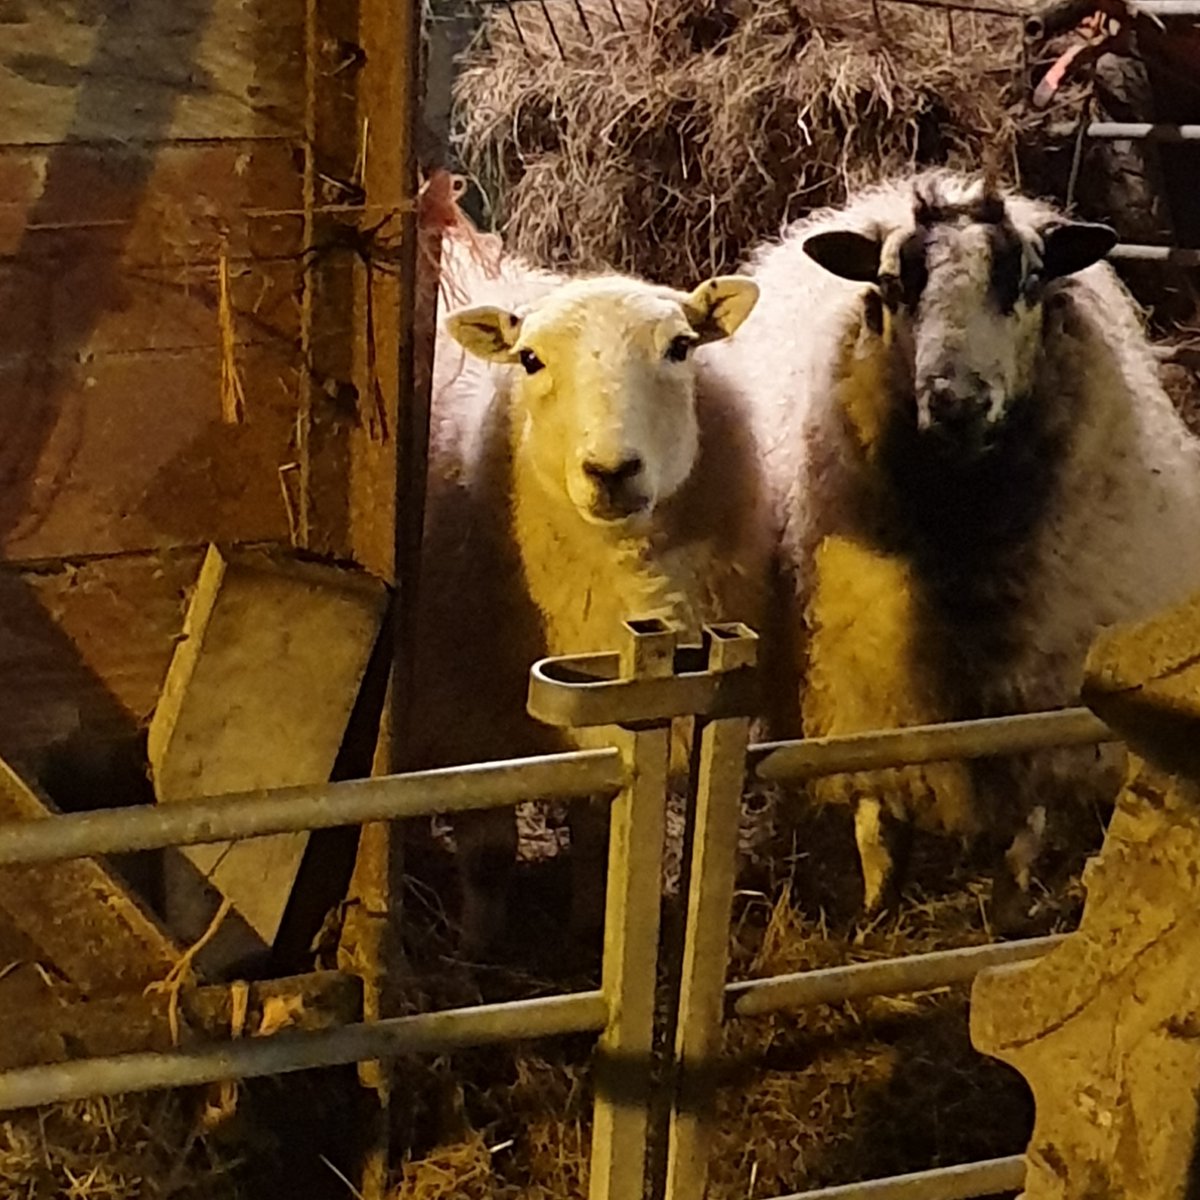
273,597 -> 396,975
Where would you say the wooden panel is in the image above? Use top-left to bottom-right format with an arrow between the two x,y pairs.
0,551 -> 205,765
0,141 -> 304,264
0,971 -> 362,1071
0,346 -> 298,559
0,757 -> 180,996
0,133 -> 310,560
0,0 -> 304,145
149,544 -> 387,974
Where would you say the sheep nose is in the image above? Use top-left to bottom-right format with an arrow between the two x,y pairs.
582,455 -> 645,515
583,455 -> 643,492
920,377 -> 980,431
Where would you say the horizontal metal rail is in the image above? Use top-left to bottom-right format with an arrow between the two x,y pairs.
728,935 -> 1065,1017
0,991 -> 609,1112
770,1155 -> 1025,1200
1110,244 -> 1200,266
1089,121 -> 1200,141
0,748 -> 623,866
750,707 -> 1113,785
1119,1 -> 1200,13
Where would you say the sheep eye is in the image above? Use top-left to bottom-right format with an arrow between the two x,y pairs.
665,334 -> 695,363
518,348 -> 544,375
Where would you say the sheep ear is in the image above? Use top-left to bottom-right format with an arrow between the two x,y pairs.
1040,222 -> 1117,281
445,305 -> 523,362
684,276 -> 760,342
803,230 -> 882,283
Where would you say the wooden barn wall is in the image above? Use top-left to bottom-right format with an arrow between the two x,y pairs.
0,0 -> 396,776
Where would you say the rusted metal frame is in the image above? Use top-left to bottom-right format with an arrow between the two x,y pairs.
1111,244 -> 1200,265
768,1154 -> 1026,1200
586,622 -> 677,1200
0,750 -> 624,867
727,935 -> 1067,1018
1089,121 -> 1200,139
0,990 -> 608,1113
663,628 -> 759,1200
750,707 -> 1114,785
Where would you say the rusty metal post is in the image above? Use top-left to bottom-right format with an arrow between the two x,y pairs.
664,625 -> 758,1200
588,620 -> 677,1200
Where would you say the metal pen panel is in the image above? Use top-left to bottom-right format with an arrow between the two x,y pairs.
0,748 -> 624,866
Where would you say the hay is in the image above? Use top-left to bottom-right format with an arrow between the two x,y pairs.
453,0 -> 1026,286
393,779 -> 1090,1198
0,1093 -> 245,1199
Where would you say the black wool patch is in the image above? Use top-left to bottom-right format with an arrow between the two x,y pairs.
987,222 -> 1026,315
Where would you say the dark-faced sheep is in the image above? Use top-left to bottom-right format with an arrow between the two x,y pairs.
412,229 -> 777,956
732,170 -> 1200,922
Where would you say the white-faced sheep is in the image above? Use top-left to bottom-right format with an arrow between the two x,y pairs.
731,169 -> 1200,923
411,229 -> 777,956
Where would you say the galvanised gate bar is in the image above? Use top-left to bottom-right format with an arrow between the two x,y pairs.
0,619 -> 1117,1200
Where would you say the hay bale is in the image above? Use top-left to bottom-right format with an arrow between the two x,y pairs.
453,0 -> 1026,285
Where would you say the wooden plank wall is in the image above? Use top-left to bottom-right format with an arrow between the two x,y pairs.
0,0 -> 393,773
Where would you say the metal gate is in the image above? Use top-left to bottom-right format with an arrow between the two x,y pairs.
0,617 -> 1118,1200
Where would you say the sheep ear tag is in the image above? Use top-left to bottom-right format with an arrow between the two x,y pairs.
685,276 -> 760,342
445,305 -> 523,362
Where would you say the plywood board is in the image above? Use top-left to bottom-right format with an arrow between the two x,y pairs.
148,544 -> 387,975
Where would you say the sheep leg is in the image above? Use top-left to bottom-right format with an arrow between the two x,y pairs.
855,795 -> 912,914
567,795 -> 609,946
1005,803 -> 1048,894
454,807 -> 518,957
990,804 -> 1048,933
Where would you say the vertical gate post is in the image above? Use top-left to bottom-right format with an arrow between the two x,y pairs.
588,620 -> 677,1200
665,624 -> 758,1200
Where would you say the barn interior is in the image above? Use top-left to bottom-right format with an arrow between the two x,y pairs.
1,1 -> 1200,1197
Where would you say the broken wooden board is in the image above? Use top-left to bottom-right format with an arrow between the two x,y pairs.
0,754 -> 180,996
971,590 -> 1200,1199
149,543 -> 387,977
0,969 -> 362,1072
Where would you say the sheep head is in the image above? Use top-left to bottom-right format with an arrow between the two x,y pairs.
802,176 -> 1115,459
446,273 -> 758,525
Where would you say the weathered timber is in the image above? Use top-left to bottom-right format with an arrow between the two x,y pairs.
0,0 -> 303,145
972,590 -> 1200,1199
0,970 -> 362,1072
0,753 -> 180,996
149,543 -> 388,977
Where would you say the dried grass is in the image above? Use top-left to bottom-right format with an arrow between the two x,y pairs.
454,0 -> 1027,286
0,1092 -> 245,1200
393,782 -> 1090,1198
